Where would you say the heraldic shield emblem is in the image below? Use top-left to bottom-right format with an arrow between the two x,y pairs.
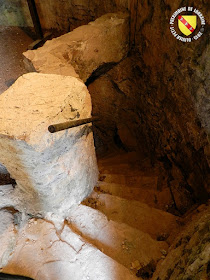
178,15 -> 197,36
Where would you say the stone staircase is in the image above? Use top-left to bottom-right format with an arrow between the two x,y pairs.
66,151 -> 180,279
79,153 -> 180,273
0,151 -> 181,280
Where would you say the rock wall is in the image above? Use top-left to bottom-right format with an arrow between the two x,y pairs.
88,51 -> 209,211
35,0 -> 130,32
131,0 -> 210,205
0,0 -> 129,31
152,203 -> 210,280
88,0 -> 210,210
88,56 -> 148,154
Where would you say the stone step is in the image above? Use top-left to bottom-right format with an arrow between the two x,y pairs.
0,218 -> 138,280
97,149 -> 124,161
96,182 -> 172,210
99,173 -> 158,189
98,163 -> 147,175
67,204 -> 168,271
98,165 -> 159,178
83,192 -> 180,241
98,151 -> 141,165
98,155 -> 151,166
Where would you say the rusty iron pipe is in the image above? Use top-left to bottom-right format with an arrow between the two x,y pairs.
48,116 -> 99,133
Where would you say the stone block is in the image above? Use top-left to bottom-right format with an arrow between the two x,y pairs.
23,12 -> 129,82
0,73 -> 98,217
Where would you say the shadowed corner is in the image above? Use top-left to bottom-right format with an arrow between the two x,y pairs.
0,273 -> 34,280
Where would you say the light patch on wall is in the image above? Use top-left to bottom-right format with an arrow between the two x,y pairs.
0,0 -> 33,27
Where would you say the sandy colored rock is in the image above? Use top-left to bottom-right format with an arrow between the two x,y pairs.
0,73 -> 98,217
0,218 -> 138,280
68,204 -> 168,270
23,12 -> 129,82
97,181 -> 173,210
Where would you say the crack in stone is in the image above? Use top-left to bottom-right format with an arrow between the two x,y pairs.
44,218 -> 85,254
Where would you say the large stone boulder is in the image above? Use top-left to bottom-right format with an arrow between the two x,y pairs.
23,12 -> 129,82
0,73 -> 98,217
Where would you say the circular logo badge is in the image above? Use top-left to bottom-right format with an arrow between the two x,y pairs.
170,7 -> 205,42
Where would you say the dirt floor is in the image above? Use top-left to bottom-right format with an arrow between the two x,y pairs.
0,26 -> 33,94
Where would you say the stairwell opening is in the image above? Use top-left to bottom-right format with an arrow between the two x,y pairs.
87,49 -> 210,216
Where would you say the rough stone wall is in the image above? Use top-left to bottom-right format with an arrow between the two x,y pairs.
130,0 -> 210,204
152,203 -> 210,280
0,0 -> 129,31
88,52 -> 209,211
87,1 -> 210,210
88,56 -> 148,154
36,0 -> 129,32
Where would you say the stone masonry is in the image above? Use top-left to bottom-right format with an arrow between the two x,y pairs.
0,73 -> 98,218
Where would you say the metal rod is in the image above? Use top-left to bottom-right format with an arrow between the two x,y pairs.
48,116 -> 99,133
27,0 -> 43,39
